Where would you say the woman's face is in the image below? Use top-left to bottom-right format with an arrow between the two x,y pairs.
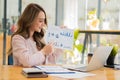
30,11 -> 45,33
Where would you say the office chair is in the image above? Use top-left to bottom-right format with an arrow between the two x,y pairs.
8,54 -> 13,65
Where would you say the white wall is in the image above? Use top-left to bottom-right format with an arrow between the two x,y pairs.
7,0 -> 18,17
7,0 -> 18,24
64,0 -> 78,29
0,0 -> 3,24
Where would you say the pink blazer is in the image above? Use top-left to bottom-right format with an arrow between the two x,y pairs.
12,35 -> 63,67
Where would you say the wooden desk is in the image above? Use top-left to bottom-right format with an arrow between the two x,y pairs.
79,30 -> 120,63
0,65 -> 120,80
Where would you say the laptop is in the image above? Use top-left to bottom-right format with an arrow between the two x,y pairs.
62,46 -> 113,72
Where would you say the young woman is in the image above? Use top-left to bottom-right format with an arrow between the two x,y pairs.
8,3 -> 63,67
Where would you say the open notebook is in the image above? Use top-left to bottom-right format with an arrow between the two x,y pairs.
63,46 -> 113,72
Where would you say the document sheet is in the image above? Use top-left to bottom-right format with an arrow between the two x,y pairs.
35,65 -> 95,79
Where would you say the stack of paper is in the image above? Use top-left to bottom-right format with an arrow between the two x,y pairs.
35,66 -> 95,79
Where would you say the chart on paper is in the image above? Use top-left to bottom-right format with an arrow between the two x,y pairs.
45,26 -> 74,50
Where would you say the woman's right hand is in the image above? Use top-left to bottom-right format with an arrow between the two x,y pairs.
41,43 -> 54,56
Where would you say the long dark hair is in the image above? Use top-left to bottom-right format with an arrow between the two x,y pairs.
8,3 -> 47,55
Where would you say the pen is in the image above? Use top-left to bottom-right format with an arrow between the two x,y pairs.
44,72 -> 75,74
34,66 -> 41,70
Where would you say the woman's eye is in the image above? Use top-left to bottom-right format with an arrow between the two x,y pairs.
39,21 -> 43,22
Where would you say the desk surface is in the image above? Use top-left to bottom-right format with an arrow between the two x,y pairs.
0,65 -> 120,80
79,30 -> 120,34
